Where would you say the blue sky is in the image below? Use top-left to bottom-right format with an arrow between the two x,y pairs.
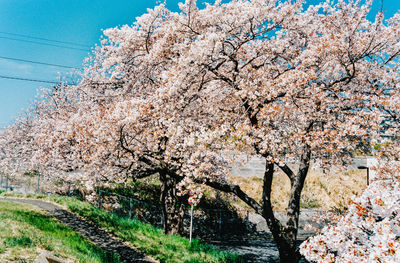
0,0 -> 399,128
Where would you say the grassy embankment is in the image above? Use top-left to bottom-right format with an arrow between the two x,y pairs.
0,199 -> 119,263
0,192 -> 242,263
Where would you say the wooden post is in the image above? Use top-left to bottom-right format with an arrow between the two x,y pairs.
129,198 -> 133,218
67,182 -> 71,196
358,166 -> 370,186
5,173 -> 9,192
98,188 -> 102,208
218,210 -> 222,238
36,173 -> 41,194
245,210 -> 249,235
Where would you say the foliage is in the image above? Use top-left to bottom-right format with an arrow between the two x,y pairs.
105,177 -> 162,206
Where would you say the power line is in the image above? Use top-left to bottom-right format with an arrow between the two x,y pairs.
0,74 -> 123,86
0,75 -> 73,85
0,56 -> 82,70
0,36 -> 89,52
0,31 -> 91,48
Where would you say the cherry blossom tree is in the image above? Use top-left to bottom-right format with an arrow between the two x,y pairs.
41,91 -> 226,234
0,113 -> 36,176
112,0 -> 399,261
23,35 -> 227,234
92,0 -> 398,261
0,84 -> 93,194
37,2 -> 232,234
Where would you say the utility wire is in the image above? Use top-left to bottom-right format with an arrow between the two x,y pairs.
0,36 -> 89,52
0,31 -> 91,48
0,56 -> 82,70
0,74 -> 123,86
0,75 -> 73,85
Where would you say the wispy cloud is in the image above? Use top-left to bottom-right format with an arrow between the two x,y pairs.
0,59 -> 34,75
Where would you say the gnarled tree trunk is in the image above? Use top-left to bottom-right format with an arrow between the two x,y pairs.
199,144 -> 311,263
261,145 -> 310,263
159,171 -> 184,235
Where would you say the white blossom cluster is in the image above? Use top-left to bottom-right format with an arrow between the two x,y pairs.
301,178 -> 400,262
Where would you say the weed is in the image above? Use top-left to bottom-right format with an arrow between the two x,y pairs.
4,236 -> 34,248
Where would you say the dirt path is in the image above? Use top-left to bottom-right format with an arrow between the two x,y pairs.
0,197 -> 156,263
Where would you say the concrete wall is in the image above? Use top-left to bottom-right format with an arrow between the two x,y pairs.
229,154 -> 378,178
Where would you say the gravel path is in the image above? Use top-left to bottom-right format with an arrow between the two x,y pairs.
0,197 -> 156,263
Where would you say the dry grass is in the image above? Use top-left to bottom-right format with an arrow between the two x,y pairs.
227,168 -> 367,211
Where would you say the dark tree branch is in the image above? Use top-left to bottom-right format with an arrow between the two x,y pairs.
195,177 -> 263,214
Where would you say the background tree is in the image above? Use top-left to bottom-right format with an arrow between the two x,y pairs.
23,4 -> 229,233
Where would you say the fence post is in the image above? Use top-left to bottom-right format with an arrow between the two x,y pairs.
5,173 -> 9,192
98,188 -> 102,209
36,173 -> 41,194
160,209 -> 163,227
218,210 -> 222,238
245,210 -> 249,235
129,198 -> 133,218
67,182 -> 71,196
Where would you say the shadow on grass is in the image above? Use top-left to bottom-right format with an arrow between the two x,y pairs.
8,206 -> 120,263
2,198 -> 154,263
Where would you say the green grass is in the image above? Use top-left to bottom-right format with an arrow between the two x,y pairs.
0,200 -> 120,262
1,193 -> 242,263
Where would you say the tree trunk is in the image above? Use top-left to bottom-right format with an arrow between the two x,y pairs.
274,230 -> 302,263
159,171 -> 184,235
197,145 -> 311,263
261,162 -> 298,263
261,145 -> 311,263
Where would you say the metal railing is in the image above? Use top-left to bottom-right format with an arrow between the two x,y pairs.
0,173 -> 349,241
0,174 -> 255,239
